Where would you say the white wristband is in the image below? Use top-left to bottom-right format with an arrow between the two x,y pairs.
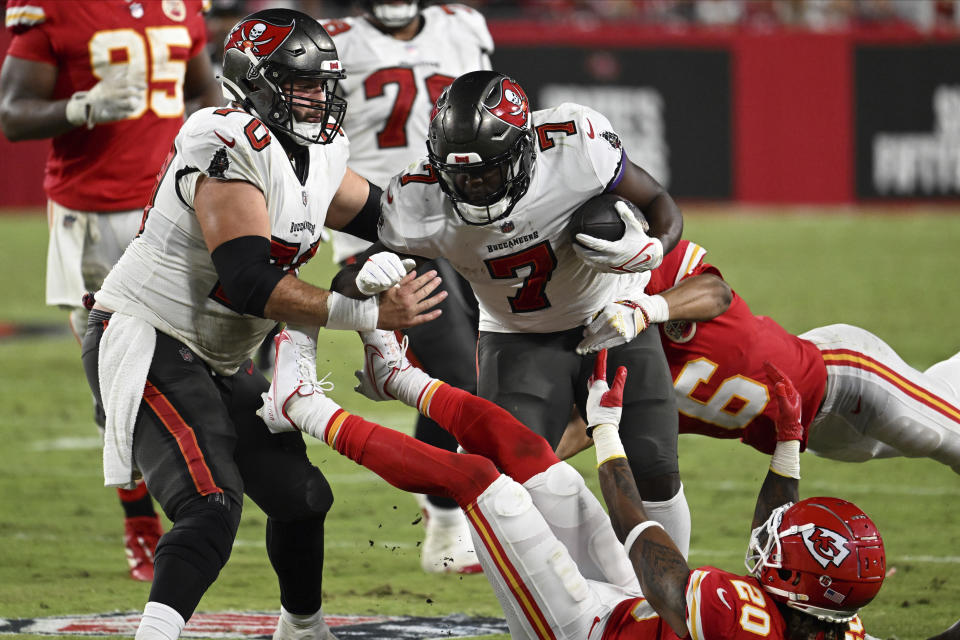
325,292 -> 378,331
769,439 -> 801,479
623,520 -> 665,557
593,423 -> 626,466
641,294 -> 670,324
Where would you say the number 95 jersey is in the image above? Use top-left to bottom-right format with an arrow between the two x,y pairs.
4,0 -> 208,211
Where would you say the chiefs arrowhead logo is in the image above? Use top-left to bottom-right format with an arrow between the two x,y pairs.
801,526 -> 851,569
486,77 -> 529,129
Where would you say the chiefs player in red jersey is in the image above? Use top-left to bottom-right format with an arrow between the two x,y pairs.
0,0 -> 220,581
258,324 -> 897,639
565,236 -> 960,474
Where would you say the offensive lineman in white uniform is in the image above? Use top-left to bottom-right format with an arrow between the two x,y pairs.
320,0 -> 493,574
81,10 -> 444,640
333,70 -> 694,556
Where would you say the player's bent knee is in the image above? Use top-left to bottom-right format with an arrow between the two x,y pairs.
634,472 -> 682,502
544,461 -> 584,497
157,493 -> 241,576
492,478 -> 534,520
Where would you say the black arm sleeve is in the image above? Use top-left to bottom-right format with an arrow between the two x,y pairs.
337,182 -> 382,244
210,235 -> 287,318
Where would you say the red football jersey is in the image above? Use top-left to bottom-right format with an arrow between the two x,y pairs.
5,0 -> 207,211
601,567 -> 868,640
645,240 -> 827,454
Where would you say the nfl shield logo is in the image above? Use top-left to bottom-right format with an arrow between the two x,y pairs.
500,221 -> 514,233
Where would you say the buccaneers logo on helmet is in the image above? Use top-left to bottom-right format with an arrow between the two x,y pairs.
225,18 -> 294,60
486,78 -> 529,129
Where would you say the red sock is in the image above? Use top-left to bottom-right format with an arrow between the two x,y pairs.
117,481 -> 156,519
330,413 -> 497,507
425,385 -> 558,484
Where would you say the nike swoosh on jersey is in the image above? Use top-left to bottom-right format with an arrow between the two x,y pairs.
717,588 -> 732,609
586,118 -> 595,138
215,131 -> 236,147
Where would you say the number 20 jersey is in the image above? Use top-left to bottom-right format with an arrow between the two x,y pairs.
600,566 -> 868,639
378,102 -> 649,334
645,240 -> 828,453
97,107 -> 349,375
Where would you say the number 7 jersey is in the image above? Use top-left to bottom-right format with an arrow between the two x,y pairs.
378,102 -> 649,334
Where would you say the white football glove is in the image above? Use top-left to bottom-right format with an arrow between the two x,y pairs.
585,349 -> 627,434
573,200 -> 663,273
65,73 -> 145,129
355,251 -> 416,296
576,295 -> 669,355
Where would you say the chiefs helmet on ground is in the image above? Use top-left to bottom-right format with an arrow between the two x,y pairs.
746,496 -> 886,622
220,8 -> 347,146
427,70 -> 536,225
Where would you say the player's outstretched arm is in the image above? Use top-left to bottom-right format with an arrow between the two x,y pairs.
750,361 -> 803,531
194,176 -> 445,331
590,350 -> 691,637
659,273 -> 732,322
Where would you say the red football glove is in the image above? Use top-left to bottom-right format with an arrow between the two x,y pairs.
762,360 -> 803,442
585,349 -> 628,435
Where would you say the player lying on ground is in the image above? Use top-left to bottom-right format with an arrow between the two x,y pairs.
562,236 -> 960,474
260,327 -> 901,640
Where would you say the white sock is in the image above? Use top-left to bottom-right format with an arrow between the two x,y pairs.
280,605 -> 323,628
423,500 -> 464,527
287,394 -> 343,442
135,602 -> 185,640
641,484 -> 691,559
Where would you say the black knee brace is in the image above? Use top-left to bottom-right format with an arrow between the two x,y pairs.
150,493 -> 242,620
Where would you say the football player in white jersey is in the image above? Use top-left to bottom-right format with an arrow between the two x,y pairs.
333,70 -> 693,557
320,0 -> 493,575
80,10 -> 445,640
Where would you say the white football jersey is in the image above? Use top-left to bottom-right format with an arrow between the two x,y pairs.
322,4 -> 492,262
379,102 -> 649,334
97,106 -> 349,375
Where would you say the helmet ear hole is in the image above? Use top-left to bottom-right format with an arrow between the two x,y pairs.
777,569 -> 792,581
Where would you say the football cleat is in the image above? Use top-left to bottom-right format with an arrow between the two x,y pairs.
355,330 -> 434,408
259,328 -> 319,433
124,514 -> 163,582
420,503 -> 483,575
272,607 -> 338,640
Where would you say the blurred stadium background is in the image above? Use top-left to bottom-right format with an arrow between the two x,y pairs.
2,1 -> 959,639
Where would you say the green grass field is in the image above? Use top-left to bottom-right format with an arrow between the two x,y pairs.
1,207 -> 958,639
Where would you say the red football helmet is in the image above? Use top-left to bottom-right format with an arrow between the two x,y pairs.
745,497 -> 885,622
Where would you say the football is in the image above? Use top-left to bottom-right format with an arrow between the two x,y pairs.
569,194 -> 647,246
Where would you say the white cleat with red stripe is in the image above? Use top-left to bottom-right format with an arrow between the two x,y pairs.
354,330 -> 438,410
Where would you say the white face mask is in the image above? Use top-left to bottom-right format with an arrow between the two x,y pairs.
371,1 -> 418,29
